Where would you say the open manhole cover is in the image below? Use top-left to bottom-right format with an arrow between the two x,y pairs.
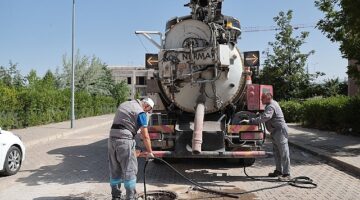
137,190 -> 178,200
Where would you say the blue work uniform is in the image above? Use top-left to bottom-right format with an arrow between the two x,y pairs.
250,99 -> 291,175
108,100 -> 148,200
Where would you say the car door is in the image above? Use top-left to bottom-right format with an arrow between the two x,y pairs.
0,130 -> 5,170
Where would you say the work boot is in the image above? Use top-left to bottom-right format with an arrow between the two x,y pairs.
112,196 -> 121,200
126,188 -> 136,200
111,185 -> 122,200
278,174 -> 291,181
268,170 -> 282,177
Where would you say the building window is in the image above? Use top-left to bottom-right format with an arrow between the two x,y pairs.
127,77 -> 132,84
136,76 -> 146,85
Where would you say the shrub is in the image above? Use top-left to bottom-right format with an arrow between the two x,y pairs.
302,96 -> 348,131
279,100 -> 303,123
0,86 -> 117,129
342,96 -> 360,134
281,96 -> 360,135
0,86 -> 20,129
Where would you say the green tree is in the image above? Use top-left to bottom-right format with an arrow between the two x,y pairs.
111,81 -> 130,106
260,10 -> 320,100
322,78 -> 348,97
298,83 -> 323,98
42,70 -> 57,89
9,61 -> 25,88
60,51 -> 114,95
0,61 -> 24,88
54,67 -> 63,89
315,0 -> 360,83
0,58 -> 118,129
0,66 -> 12,86
26,69 -> 40,88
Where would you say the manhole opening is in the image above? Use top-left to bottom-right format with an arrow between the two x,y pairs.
137,190 -> 178,200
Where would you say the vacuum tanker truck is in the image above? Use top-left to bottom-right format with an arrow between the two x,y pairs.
136,0 -> 272,166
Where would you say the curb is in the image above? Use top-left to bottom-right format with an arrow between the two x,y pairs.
24,120 -> 113,148
288,140 -> 360,177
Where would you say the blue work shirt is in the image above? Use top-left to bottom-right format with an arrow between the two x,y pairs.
137,112 -> 148,128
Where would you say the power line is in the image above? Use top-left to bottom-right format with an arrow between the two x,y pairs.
136,34 -> 150,53
242,24 -> 316,33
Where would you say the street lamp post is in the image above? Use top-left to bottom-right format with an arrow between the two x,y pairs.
71,0 -> 76,128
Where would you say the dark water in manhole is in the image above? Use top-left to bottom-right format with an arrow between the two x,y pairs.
137,190 -> 178,200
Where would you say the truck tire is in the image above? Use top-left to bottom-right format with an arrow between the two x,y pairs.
2,146 -> 22,176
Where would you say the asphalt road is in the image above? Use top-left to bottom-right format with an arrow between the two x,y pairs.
0,125 -> 359,200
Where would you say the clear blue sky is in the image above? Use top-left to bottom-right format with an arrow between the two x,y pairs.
0,0 -> 347,81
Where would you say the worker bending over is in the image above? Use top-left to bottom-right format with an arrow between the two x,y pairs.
108,98 -> 155,200
241,93 -> 291,181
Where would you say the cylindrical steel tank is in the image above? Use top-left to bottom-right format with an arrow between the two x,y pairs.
158,19 -> 245,114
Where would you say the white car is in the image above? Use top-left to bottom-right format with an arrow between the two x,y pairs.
0,127 -> 25,176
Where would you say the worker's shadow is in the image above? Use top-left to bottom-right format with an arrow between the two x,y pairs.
16,138 -> 108,186
136,142 -> 323,188
14,135 -> 323,188
137,158 -> 275,188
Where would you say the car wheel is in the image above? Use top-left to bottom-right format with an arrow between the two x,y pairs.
2,146 -> 22,176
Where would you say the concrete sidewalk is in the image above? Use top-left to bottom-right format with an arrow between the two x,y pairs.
11,114 -> 115,148
287,124 -> 360,177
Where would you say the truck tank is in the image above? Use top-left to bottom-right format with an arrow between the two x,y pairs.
136,0 -> 271,164
159,18 -> 245,114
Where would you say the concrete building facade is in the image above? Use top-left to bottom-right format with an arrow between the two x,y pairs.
108,66 -> 153,99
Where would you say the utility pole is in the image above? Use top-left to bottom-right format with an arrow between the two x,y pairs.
71,0 -> 76,128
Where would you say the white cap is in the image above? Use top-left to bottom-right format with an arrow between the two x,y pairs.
142,97 -> 155,109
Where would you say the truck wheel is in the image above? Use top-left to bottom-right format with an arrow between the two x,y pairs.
239,158 -> 255,167
2,146 -> 22,176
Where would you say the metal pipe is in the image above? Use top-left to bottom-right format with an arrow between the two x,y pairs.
70,0 -> 76,128
135,30 -> 162,35
139,150 -> 267,158
134,31 -> 163,49
192,101 -> 205,154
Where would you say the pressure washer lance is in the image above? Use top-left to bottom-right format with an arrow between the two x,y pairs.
143,157 -> 317,199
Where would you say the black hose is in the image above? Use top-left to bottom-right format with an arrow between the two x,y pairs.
243,167 -> 317,189
143,160 -> 149,200
143,158 -> 238,199
143,157 -> 317,199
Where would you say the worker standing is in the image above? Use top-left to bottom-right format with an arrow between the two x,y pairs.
108,98 -> 155,200
241,93 -> 291,181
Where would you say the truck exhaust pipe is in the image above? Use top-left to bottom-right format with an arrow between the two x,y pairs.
192,93 -> 206,154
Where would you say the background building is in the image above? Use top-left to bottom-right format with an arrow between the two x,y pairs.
108,66 -> 153,99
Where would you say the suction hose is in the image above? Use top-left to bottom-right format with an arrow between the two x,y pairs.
192,102 -> 205,154
143,157 -> 317,199
192,85 -> 206,155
